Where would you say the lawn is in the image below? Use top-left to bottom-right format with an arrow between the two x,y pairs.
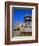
13,32 -> 32,36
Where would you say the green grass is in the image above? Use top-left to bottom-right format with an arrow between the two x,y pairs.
19,33 -> 32,36
13,33 -> 32,37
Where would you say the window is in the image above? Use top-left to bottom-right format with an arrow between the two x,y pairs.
14,29 -> 16,31
21,25 -> 23,27
17,28 -> 20,31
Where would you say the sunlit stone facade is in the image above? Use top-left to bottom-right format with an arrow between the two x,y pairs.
14,15 -> 32,32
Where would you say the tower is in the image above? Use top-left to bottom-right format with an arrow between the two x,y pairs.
24,14 -> 32,28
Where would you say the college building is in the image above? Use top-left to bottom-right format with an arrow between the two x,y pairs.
13,15 -> 32,36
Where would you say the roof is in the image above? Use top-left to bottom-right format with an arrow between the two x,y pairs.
24,15 -> 32,18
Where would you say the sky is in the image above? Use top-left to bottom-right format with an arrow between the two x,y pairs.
12,7 -> 32,26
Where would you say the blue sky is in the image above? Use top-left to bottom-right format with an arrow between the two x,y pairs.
12,7 -> 32,26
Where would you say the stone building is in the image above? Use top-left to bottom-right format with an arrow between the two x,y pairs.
13,15 -> 32,36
